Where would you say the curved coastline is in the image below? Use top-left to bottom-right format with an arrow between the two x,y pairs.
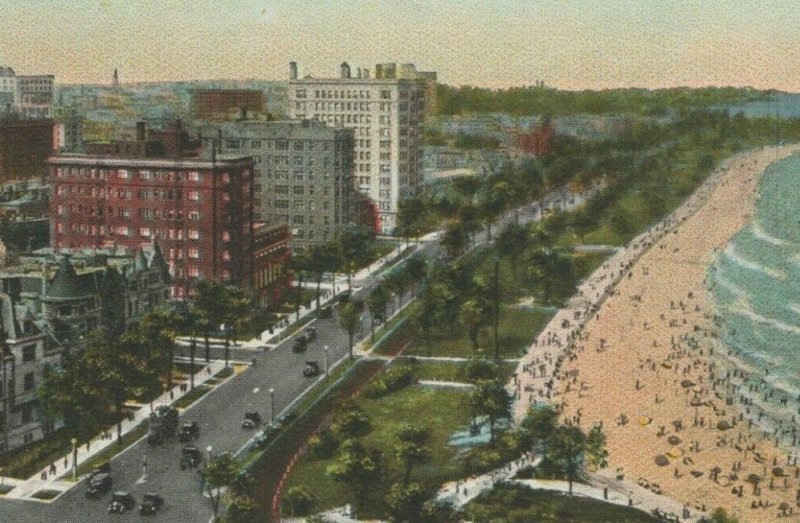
512,144 -> 800,520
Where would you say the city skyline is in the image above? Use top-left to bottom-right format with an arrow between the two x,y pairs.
3,0 -> 800,91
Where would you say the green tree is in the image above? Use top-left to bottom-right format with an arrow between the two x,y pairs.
394,424 -> 432,487
331,406 -> 372,439
441,222 -> 468,258
366,285 -> 389,341
459,298 -> 488,350
307,242 -> 339,309
547,425 -> 587,495
202,452 -> 239,517
339,301 -> 361,359
465,357 -> 500,384
193,280 -> 229,362
385,482 -> 427,523
404,256 -> 427,297
327,439 -> 383,516
519,405 -> 559,451
137,308 -> 179,389
586,424 -> 609,470
470,379 -> 511,444
282,486 -> 316,516
526,247 -> 572,304
709,507 -> 739,523
496,222 -> 529,283
223,494 -> 259,523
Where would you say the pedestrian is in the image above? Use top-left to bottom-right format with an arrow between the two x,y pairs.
49,462 -> 56,475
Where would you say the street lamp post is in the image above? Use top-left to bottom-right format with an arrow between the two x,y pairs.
324,345 -> 329,376
222,324 -> 230,368
70,438 -> 77,481
269,388 -> 275,424
206,445 -> 213,463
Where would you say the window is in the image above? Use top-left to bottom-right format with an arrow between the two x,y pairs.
188,266 -> 199,278
22,345 -> 36,363
117,169 -> 130,179
222,231 -> 231,242
381,90 -> 391,99
188,191 -> 200,201
222,251 -> 231,261
23,372 -> 35,392
188,248 -> 199,259
188,229 -> 199,240
226,139 -> 240,150
293,186 -> 304,195
139,227 -> 150,238
188,171 -> 200,182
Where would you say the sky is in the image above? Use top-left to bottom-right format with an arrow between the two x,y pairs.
2,0 -> 800,90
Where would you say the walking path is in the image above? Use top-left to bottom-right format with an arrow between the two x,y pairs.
3,360 -> 227,501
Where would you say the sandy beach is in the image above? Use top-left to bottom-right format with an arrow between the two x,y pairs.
513,145 -> 800,521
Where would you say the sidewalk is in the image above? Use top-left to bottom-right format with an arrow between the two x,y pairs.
4,360 -> 227,501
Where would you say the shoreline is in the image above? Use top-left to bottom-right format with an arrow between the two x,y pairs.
512,144 -> 800,521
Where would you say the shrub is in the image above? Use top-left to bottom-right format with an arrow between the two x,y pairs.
283,486 -> 316,516
308,428 -> 339,460
365,362 -> 417,399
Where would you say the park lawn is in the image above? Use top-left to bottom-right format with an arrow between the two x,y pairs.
406,306 -> 552,359
413,359 -> 517,383
282,385 -> 473,518
0,428 -> 75,479
465,482 -> 657,522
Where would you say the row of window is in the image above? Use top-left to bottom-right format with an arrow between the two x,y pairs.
55,185 -> 207,202
55,167 -> 206,183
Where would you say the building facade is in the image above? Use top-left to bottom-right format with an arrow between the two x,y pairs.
47,121 -> 255,298
0,247 -> 170,453
191,89 -> 266,121
198,119 -> 355,250
0,68 -> 16,113
15,75 -> 54,120
0,118 -> 55,183
252,222 -> 290,306
287,62 -> 427,233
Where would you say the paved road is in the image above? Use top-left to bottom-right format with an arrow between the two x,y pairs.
0,182 -> 597,522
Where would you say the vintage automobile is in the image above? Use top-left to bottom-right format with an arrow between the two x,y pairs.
85,472 -> 112,499
292,327 -> 317,352
303,360 -> 321,377
108,491 -> 135,513
178,421 -> 200,442
139,493 -> 164,515
180,444 -> 203,470
242,411 -> 262,429
317,305 -> 332,318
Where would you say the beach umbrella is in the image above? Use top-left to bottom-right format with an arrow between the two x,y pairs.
638,416 -> 652,426
654,455 -> 669,467
667,448 -> 683,459
772,466 -> 785,477
681,380 -> 695,388
667,435 -> 682,446
717,420 -> 732,431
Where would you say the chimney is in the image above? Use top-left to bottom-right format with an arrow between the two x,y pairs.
289,61 -> 298,80
340,62 -> 351,79
136,121 -> 146,142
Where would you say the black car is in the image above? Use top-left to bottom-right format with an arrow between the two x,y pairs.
242,411 -> 261,429
303,360 -> 321,377
178,421 -> 200,442
139,493 -> 164,515
180,444 -> 203,470
108,491 -> 135,513
85,472 -> 112,499
292,336 -> 308,353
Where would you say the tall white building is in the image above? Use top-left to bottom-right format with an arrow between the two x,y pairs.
0,67 -> 17,114
287,62 -> 428,233
0,67 -> 53,119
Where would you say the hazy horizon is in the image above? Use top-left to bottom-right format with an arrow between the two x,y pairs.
4,0 -> 800,91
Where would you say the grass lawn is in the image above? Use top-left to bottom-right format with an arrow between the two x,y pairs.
173,385 -> 212,410
282,385 -> 473,518
30,489 -> 60,500
0,428 -> 75,479
75,423 -> 148,477
173,362 -> 204,375
405,306 -> 552,359
412,359 -> 517,383
465,482 -> 657,522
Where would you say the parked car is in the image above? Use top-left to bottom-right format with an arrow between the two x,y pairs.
85,472 -> 112,499
318,305 -> 332,318
303,360 -> 321,377
178,421 -> 200,442
180,444 -> 203,470
139,493 -> 164,515
108,491 -> 135,513
304,327 -> 317,341
242,411 -> 261,429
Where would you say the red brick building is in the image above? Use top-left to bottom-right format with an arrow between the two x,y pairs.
511,122 -> 554,157
0,118 -> 54,183
252,222 -> 291,306
190,89 -> 266,121
47,123 -> 255,299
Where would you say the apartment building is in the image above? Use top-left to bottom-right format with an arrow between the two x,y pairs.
287,62 -> 427,233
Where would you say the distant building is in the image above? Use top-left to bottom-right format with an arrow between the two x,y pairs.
54,103 -> 84,153
0,68 -> 16,114
510,120 -> 555,157
191,89 -> 266,121
198,119 -> 356,250
47,120 -> 255,298
252,222 -> 290,306
15,75 -> 54,119
0,246 -> 170,453
375,63 -> 437,120
288,61 -> 428,233
0,117 -> 54,183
